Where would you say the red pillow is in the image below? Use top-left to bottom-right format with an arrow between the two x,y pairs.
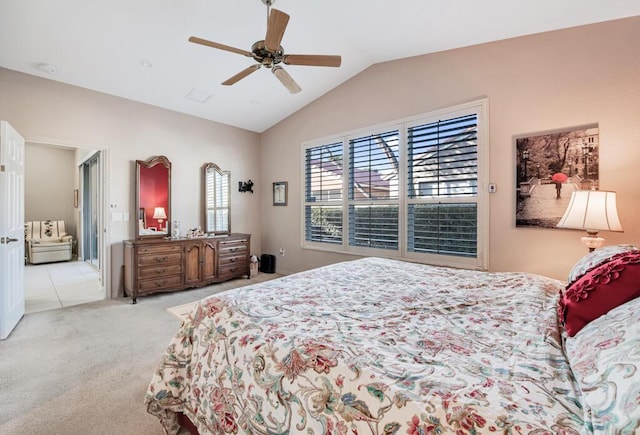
560,252 -> 640,337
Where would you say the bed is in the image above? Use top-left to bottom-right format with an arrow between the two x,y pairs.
146,247 -> 640,434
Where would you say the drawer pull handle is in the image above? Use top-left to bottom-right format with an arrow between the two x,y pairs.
229,247 -> 238,252
155,256 -> 168,263
155,268 -> 166,274
155,280 -> 168,287
229,257 -> 236,263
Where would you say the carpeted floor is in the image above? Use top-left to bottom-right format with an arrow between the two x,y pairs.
0,273 -> 280,435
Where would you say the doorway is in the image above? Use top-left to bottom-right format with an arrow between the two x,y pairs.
23,143 -> 108,313
81,152 -> 100,269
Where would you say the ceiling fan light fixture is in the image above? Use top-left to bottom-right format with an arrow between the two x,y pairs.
272,66 -> 301,94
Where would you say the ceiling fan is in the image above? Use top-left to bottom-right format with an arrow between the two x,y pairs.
189,0 -> 341,94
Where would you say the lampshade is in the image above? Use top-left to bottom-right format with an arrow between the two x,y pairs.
556,190 -> 622,251
152,207 -> 167,220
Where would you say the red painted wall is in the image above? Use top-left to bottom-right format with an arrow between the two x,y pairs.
139,163 -> 168,230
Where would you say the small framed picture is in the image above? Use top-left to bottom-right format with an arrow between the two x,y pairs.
273,181 -> 288,206
73,189 -> 79,208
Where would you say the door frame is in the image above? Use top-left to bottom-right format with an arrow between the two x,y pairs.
79,150 -> 102,269
26,137 -> 110,298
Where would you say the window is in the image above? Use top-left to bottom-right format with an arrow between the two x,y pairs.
348,130 -> 399,250
204,163 -> 230,234
406,114 -> 478,258
304,142 -> 343,245
302,99 -> 488,269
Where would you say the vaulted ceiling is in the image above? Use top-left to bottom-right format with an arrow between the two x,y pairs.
1,0 -> 639,132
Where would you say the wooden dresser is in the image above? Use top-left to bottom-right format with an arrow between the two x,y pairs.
123,233 -> 250,303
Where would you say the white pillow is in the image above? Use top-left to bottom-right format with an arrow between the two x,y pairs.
567,244 -> 639,284
564,296 -> 640,433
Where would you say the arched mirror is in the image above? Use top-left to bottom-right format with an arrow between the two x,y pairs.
203,163 -> 230,235
136,155 -> 171,239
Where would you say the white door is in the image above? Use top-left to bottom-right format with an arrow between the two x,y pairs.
0,121 -> 25,340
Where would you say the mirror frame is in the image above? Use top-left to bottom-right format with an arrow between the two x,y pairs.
203,163 -> 231,235
135,155 -> 171,239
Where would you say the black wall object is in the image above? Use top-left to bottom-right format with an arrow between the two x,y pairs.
239,180 -> 254,193
259,254 -> 276,273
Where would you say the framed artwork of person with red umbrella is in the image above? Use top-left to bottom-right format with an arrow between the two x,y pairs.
514,125 -> 599,229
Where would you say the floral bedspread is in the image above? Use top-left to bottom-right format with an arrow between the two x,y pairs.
146,257 -> 584,434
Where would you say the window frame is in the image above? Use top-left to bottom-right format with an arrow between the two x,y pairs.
301,99 -> 489,270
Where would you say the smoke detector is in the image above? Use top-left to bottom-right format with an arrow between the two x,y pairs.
36,63 -> 57,74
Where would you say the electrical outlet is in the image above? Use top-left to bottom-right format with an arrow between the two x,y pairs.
488,183 -> 497,193
279,248 -> 285,256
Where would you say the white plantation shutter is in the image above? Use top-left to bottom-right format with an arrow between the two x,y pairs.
304,142 -> 343,244
406,114 -> 479,257
348,130 -> 399,250
206,166 -> 230,232
302,99 -> 487,269
214,173 -> 229,232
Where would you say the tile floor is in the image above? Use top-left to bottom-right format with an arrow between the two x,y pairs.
24,260 -> 104,314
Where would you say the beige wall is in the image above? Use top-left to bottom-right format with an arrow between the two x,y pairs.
259,17 -> 640,281
0,67 -> 262,296
24,143 -> 77,239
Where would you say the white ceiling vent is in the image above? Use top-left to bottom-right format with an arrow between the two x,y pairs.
185,88 -> 213,103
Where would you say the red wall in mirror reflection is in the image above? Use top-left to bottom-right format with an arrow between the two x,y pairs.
139,163 -> 169,230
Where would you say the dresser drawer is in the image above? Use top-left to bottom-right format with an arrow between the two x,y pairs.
138,244 -> 183,255
218,254 -> 247,267
218,240 -> 248,257
138,252 -> 182,267
139,275 -> 183,292
218,263 -> 247,280
139,264 -> 183,279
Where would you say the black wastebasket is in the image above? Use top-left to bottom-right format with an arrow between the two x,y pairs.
259,254 -> 276,273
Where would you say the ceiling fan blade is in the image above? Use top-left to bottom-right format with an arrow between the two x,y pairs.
283,54 -> 342,67
222,65 -> 261,85
264,9 -> 289,52
189,36 -> 253,57
272,66 -> 301,94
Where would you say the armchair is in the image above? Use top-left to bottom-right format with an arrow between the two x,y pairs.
24,220 -> 73,264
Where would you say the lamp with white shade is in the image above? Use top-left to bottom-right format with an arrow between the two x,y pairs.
153,207 -> 167,231
556,190 -> 623,251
